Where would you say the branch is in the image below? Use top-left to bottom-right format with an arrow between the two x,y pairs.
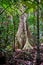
0,9 -> 5,15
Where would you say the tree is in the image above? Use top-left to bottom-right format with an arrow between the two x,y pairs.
15,13 -> 33,50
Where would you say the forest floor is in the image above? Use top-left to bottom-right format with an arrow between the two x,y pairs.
7,44 -> 43,65
0,44 -> 43,65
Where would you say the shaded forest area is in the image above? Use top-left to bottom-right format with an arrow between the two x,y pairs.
0,0 -> 43,65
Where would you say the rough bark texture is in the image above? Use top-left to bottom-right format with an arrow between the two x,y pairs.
15,13 -> 33,50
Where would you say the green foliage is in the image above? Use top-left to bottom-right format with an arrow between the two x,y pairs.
0,0 -> 43,51
14,15 -> 19,34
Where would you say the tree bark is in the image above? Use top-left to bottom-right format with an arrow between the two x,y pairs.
15,13 -> 33,50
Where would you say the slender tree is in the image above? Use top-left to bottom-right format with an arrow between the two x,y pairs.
36,0 -> 40,65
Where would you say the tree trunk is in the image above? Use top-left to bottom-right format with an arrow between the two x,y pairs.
15,13 -> 33,50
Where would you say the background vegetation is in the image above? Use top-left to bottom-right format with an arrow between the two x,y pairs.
0,0 -> 43,51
